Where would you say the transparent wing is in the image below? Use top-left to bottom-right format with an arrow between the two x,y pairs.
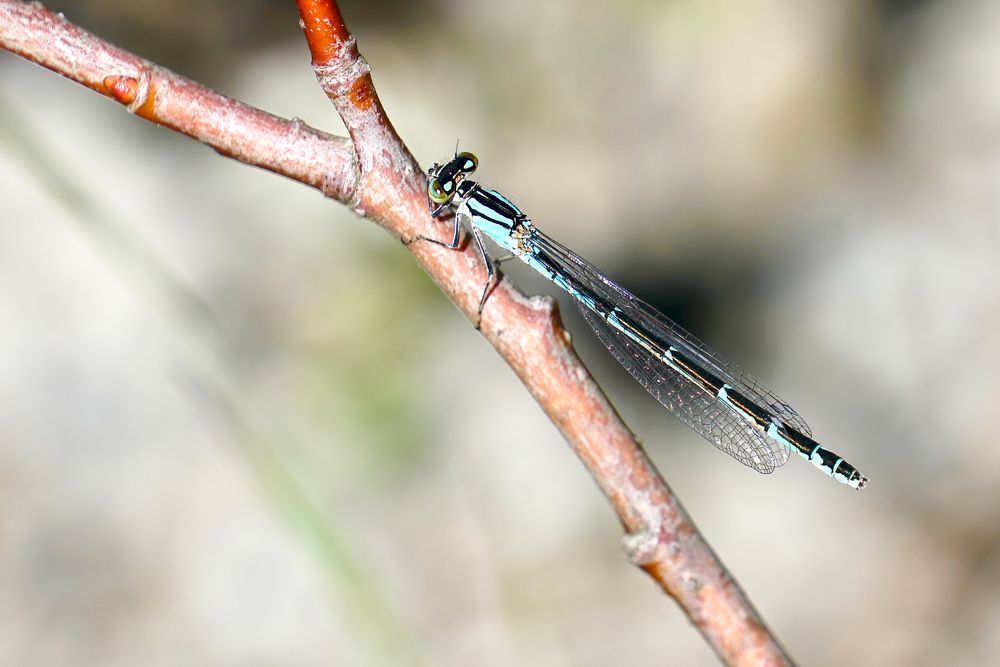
534,231 -> 809,437
534,230 -> 807,468
576,305 -> 784,472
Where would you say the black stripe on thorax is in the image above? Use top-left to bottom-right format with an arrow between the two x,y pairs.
466,185 -> 523,230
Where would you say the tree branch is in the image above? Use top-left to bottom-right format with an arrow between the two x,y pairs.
1,1 -> 793,664
0,1 -> 357,201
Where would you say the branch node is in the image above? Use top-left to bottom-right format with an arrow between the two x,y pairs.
311,37 -> 371,100
103,70 -> 156,119
103,74 -> 138,104
622,527 -> 669,566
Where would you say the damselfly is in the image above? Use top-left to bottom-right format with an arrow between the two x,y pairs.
420,151 -> 868,490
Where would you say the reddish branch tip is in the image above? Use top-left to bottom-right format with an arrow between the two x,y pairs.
296,0 -> 351,64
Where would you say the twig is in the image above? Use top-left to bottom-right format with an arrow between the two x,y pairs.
1,1 -> 794,664
0,1 -> 357,201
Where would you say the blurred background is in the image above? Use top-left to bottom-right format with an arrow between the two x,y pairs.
1,0 -> 998,665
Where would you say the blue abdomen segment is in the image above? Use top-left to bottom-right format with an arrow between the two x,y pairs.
772,424 -> 868,489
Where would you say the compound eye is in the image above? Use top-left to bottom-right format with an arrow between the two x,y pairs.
457,151 -> 478,174
428,179 -> 451,204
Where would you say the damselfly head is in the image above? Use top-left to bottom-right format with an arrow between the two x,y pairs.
427,151 -> 479,210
